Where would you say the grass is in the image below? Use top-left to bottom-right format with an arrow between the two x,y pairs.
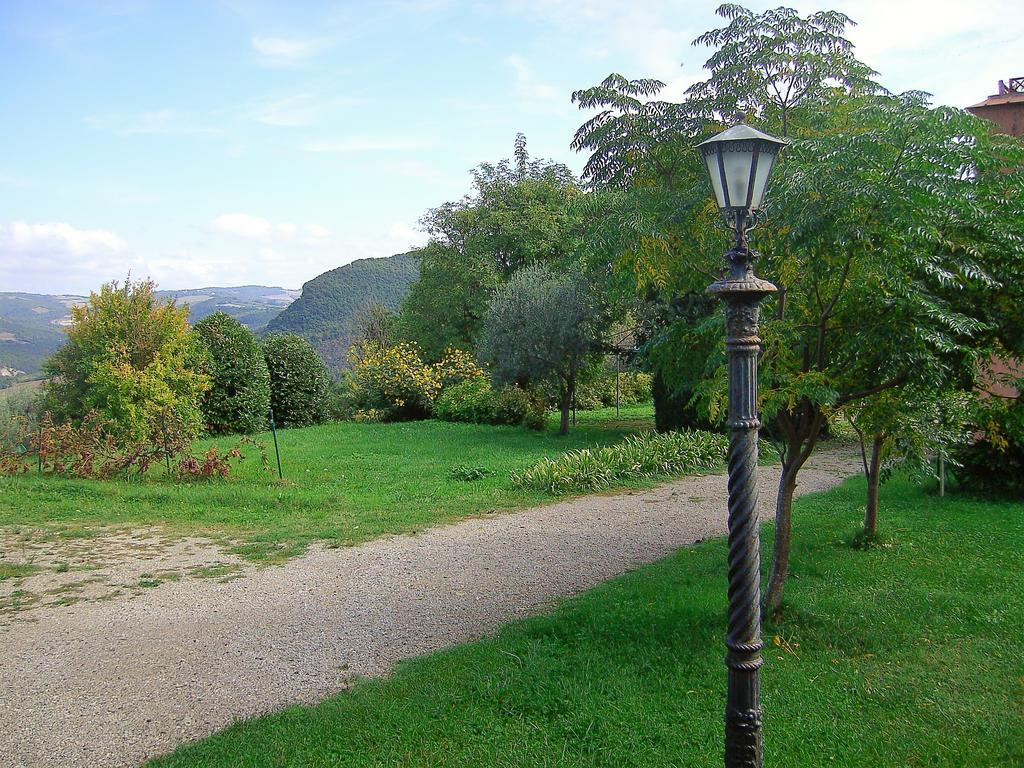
148,478 -> 1023,767
0,406 -> 658,562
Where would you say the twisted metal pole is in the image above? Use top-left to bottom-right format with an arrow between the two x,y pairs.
708,231 -> 776,768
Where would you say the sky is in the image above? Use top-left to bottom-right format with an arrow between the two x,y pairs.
1,0 -> 1021,295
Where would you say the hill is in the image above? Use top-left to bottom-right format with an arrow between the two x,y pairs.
0,286 -> 297,379
265,252 -> 422,370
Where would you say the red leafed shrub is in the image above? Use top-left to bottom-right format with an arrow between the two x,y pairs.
0,410 -> 268,481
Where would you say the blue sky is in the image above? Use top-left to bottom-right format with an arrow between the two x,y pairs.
2,0 -> 1021,294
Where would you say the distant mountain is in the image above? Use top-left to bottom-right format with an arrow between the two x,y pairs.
265,252 -> 422,371
157,285 -> 300,331
0,286 -> 298,377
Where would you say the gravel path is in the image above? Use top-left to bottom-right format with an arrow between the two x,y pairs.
0,450 -> 859,768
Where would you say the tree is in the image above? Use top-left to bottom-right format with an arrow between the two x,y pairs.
480,263 -> 607,435
845,388 -> 972,541
43,279 -> 209,440
397,136 -> 583,358
261,333 -> 330,428
571,5 -> 1024,611
395,243 -> 499,361
193,312 -> 270,435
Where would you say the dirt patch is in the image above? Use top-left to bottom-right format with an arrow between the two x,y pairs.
0,528 -> 250,625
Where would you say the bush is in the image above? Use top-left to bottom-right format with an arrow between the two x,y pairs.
432,379 -> 544,429
348,341 -> 440,421
194,313 -> 270,435
43,279 -> 210,441
539,368 -> 653,411
0,385 -> 41,452
512,429 -> 728,494
434,347 -> 485,389
0,409 -> 264,481
954,393 -> 1024,496
433,378 -> 495,424
262,333 -> 330,428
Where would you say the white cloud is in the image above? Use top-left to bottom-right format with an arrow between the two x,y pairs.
84,108 -> 220,136
1,220 -> 127,255
209,213 -> 331,246
0,220 -> 139,295
251,36 -> 328,66
304,136 -> 433,153
506,54 -> 560,101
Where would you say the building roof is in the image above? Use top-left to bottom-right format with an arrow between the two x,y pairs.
968,77 -> 1024,109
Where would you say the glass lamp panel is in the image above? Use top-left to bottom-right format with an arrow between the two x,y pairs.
748,144 -> 779,210
722,140 -> 754,211
703,149 -> 727,208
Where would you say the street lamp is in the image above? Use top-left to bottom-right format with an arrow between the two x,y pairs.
697,122 -> 787,768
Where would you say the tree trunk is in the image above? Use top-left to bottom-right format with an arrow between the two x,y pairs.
764,460 -> 798,613
864,433 -> 883,540
559,395 -> 570,435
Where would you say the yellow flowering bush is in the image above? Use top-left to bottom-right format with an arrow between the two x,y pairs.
434,347 -> 485,390
348,341 -> 441,420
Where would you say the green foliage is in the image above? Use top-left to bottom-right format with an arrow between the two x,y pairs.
433,378 -> 542,429
433,378 -> 495,424
42,279 -> 209,441
266,252 -> 421,371
448,464 -> 493,482
395,244 -> 500,362
397,136 -> 585,359
0,385 -> 41,452
480,263 -> 609,434
193,313 -> 270,435
1,406 -> 656,561
513,429 -> 727,494
571,3 -> 1024,607
261,333 -> 330,428
954,387 -> 1024,496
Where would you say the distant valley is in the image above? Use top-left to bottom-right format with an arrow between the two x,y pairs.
0,285 -> 298,378
1,251 -> 421,378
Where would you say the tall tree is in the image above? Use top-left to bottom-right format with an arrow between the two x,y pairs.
571,5 -> 1024,611
397,136 -> 583,358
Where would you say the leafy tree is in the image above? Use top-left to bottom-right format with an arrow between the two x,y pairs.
193,312 -> 270,435
398,136 -> 583,357
395,243 -> 499,361
845,388 -> 972,541
261,333 -> 330,428
43,279 -> 209,440
571,5 -> 1024,611
480,263 -> 607,435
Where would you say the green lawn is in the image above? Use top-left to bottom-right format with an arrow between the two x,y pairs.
0,406 -> 656,560
149,478 -> 1023,767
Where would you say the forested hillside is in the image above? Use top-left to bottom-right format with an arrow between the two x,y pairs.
265,252 -> 422,371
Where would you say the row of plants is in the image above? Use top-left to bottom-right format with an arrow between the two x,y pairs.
512,429 -> 728,494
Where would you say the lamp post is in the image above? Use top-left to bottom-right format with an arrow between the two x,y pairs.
697,122 -> 787,768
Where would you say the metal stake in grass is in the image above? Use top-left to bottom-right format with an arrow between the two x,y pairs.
268,407 -> 283,480
698,121 -> 787,768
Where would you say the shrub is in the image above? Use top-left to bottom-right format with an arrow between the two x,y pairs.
491,386 -> 533,426
43,279 -> 210,441
512,429 -> 728,494
0,386 -> 41,452
954,392 -> 1024,496
262,333 -> 330,428
434,347 -> 485,389
0,410 -> 265,481
194,313 -> 270,435
348,341 -> 440,421
540,368 -> 653,411
433,378 -> 494,424
325,373 -> 359,422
